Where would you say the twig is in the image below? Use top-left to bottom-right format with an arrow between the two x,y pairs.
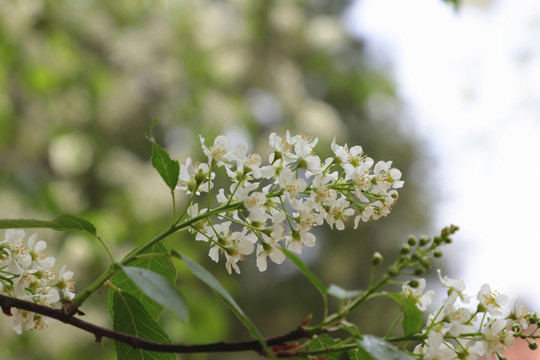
0,294 -> 310,356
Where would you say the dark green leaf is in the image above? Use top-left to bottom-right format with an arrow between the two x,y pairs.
328,284 -> 365,300
112,291 -> 176,360
151,142 -> 180,192
179,253 -> 274,359
147,121 -> 179,192
0,214 -> 97,235
120,265 -> 188,322
110,242 -> 176,320
356,335 -> 414,360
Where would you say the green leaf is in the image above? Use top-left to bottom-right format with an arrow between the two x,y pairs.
401,297 -> 422,336
110,242 -> 176,320
148,121 -> 179,192
328,284 -> 365,300
112,291 -> 176,360
307,335 -> 348,360
356,335 -> 414,360
0,214 -> 97,235
308,334 -> 338,350
178,253 -> 275,359
152,143 -> 180,192
280,247 -> 327,298
347,348 -> 372,360
120,265 -> 188,323
379,293 -> 422,336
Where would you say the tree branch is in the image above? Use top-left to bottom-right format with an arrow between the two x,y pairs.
0,294 -> 310,356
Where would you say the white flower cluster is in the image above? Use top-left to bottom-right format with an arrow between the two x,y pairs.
0,229 -> 75,333
403,270 -> 536,360
177,132 -> 404,274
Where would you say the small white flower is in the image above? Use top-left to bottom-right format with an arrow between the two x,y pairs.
243,191 -> 268,223
268,132 -> 296,164
401,279 -> 435,311
177,157 -> 214,194
256,241 -> 285,272
477,283 -> 508,316
56,265 -> 76,300
325,197 -> 354,230
510,298 -> 530,330
200,135 -> 234,167
278,168 -> 307,201
437,269 -> 469,303
414,331 -> 455,360
480,318 -> 513,359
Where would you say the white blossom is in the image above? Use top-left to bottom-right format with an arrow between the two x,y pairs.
0,230 -> 75,333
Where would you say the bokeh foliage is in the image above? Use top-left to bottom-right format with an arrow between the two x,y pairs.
0,0 -> 433,359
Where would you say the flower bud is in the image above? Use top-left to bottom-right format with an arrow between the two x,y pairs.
433,250 -> 443,258
414,267 -> 425,276
187,178 -> 198,192
400,244 -> 410,255
399,254 -> 411,263
529,342 -> 538,351
388,265 -> 400,277
372,252 -> 383,265
195,169 -> 208,184
419,236 -> 430,246
407,236 -> 417,246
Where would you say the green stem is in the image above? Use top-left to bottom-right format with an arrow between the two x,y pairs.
385,313 -> 403,338
171,190 -> 177,226
73,200 -> 244,307
306,274 -> 392,336
72,263 -> 120,306
94,234 -> 114,265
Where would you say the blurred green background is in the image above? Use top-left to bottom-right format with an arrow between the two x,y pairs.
0,0 -> 436,359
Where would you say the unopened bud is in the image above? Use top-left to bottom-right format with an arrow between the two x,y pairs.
477,303 -> 487,313
414,267 -> 425,276
407,236 -> 417,246
195,169 -> 208,184
372,252 -> 383,265
529,342 -> 538,351
400,244 -> 410,255
419,236 -> 430,246
388,265 -> 400,277
433,250 -> 443,258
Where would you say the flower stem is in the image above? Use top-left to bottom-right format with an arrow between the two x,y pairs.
73,200 -> 244,307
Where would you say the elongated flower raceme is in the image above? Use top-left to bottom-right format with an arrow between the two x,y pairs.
177,132 -> 404,274
0,229 -> 75,333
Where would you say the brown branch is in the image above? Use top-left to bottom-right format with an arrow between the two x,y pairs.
0,294 -> 310,356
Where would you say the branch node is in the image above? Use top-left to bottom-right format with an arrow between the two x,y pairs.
62,301 -> 80,316
95,334 -> 103,346
1,304 -> 12,316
